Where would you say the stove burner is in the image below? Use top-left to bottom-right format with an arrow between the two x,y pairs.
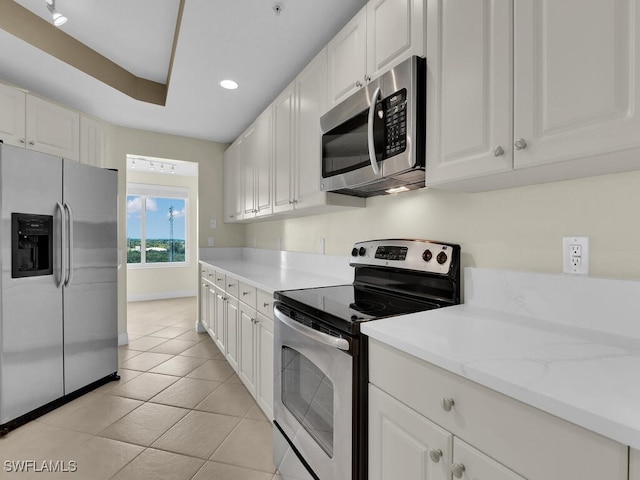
350,300 -> 387,314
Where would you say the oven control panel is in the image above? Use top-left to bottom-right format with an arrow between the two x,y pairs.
350,239 -> 458,275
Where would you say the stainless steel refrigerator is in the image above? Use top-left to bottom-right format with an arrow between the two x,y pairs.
0,143 -> 118,433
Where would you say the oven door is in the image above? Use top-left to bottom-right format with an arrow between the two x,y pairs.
273,305 -> 353,480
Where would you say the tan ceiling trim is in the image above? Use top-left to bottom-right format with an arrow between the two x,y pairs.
166,0 -> 185,90
0,0 -> 184,106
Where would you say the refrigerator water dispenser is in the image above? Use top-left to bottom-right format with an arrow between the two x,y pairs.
11,213 -> 53,278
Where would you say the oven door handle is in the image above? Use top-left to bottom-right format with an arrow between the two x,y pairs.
274,306 -> 350,352
367,86 -> 381,176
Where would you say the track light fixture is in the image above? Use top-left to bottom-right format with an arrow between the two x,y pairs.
44,0 -> 68,27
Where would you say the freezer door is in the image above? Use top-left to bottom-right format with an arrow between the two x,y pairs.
0,144 -> 64,425
62,159 -> 117,394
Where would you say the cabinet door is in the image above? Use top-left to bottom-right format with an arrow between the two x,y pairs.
207,284 -> 217,341
214,288 -> 226,353
242,125 -> 257,219
225,297 -> 239,371
79,115 -> 105,167
425,0 -> 513,185
0,84 -> 26,147
514,0 -> 640,170
327,7 -> 367,106
200,279 -> 209,329
452,438 -> 525,480
367,0 -> 424,80
26,95 -> 79,161
295,48 -> 329,209
256,313 -> 274,420
223,140 -> 244,222
254,109 -> 273,217
273,82 -> 295,214
369,385 -> 451,480
238,303 -> 257,396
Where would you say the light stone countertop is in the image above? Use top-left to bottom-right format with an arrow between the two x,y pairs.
362,268 -> 640,450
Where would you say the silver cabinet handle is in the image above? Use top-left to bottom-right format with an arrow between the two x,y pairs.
28,140 -> 35,146
493,145 -> 505,156
263,302 -> 270,308
217,277 -> 223,281
19,139 -> 25,144
208,273 -> 213,277
429,449 -> 443,463
274,306 -> 350,351
364,74 -> 371,83
355,80 -> 363,88
514,138 -> 527,150
367,86 -> 382,176
441,397 -> 455,412
242,291 -> 250,296
451,463 -> 466,478
228,283 -> 234,288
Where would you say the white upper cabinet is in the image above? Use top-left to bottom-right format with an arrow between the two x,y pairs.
26,94 -> 79,161
328,7 -> 368,106
514,0 -> 637,169
79,115 -> 105,167
328,0 -> 425,108
426,0 -> 513,184
427,0 -> 640,191
223,140 -> 244,223
242,108 -> 273,219
366,0 -> 425,80
272,82 -> 296,215
0,83 -> 26,147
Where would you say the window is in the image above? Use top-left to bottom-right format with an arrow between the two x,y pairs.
126,184 -> 188,266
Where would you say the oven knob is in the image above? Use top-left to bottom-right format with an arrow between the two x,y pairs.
422,249 -> 432,262
351,248 -> 359,257
358,247 -> 367,256
437,252 -> 448,265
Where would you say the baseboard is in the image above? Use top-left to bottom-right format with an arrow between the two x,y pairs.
118,332 -> 129,346
127,290 -> 197,302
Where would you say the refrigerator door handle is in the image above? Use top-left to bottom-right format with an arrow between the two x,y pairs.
63,203 -> 74,287
56,202 -> 66,288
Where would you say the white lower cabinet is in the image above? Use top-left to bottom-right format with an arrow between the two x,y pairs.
224,297 -> 239,371
369,384 -> 451,480
256,312 -> 274,420
368,339 -> 628,480
239,302 -> 257,396
631,449 -> 640,480
213,286 -> 226,353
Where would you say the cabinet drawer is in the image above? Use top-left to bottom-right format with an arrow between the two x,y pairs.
225,275 -> 240,298
214,271 -> 226,289
256,290 -> 274,319
200,263 -> 208,277
368,339 -> 628,480
238,282 -> 257,309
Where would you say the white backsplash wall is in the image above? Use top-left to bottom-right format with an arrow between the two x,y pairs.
244,169 -> 640,280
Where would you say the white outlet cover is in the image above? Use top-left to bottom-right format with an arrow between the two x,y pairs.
562,236 -> 589,275
210,218 -> 217,229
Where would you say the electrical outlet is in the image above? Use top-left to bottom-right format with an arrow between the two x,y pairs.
319,238 -> 325,255
208,237 -> 214,247
563,236 -> 589,275
210,218 -> 217,229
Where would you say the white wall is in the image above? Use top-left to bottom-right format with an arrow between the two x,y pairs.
126,169 -> 198,301
244,169 -> 640,281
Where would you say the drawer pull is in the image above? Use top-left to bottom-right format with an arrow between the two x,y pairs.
263,302 -> 270,307
441,397 -> 455,412
451,463 -> 465,479
429,449 -> 442,463
242,291 -> 250,296
228,283 -> 235,288
217,277 -> 223,282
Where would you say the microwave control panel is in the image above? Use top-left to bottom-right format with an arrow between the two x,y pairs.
383,88 -> 407,158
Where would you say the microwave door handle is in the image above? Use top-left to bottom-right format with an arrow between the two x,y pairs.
274,306 -> 350,352
367,86 -> 382,176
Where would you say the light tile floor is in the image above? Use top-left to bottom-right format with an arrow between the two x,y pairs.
0,297 -> 279,480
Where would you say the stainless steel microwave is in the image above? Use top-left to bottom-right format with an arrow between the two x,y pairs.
320,56 -> 426,197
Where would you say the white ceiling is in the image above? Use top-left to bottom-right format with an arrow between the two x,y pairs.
0,0 -> 368,143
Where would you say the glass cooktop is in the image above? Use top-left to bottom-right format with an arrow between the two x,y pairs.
274,284 -> 442,335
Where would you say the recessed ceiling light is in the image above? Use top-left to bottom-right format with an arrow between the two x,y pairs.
220,80 -> 239,90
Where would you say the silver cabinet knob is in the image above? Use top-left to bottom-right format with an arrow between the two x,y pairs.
364,74 -> 371,83
441,397 -> 455,412
242,291 -> 250,296
228,283 -> 234,288
429,449 -> 443,463
493,145 -> 505,157
355,80 -> 363,88
263,302 -> 270,308
451,463 -> 466,478
19,139 -> 25,144
28,140 -> 35,146
514,138 -> 527,150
